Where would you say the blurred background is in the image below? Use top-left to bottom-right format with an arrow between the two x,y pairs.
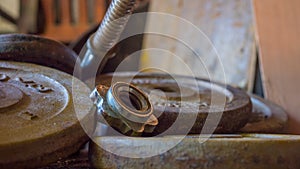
1,0 -> 299,133
0,0 -> 257,90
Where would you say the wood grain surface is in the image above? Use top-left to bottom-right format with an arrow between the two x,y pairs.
40,0 -> 105,43
140,0 -> 256,91
253,0 -> 300,133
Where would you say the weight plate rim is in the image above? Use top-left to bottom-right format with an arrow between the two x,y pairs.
93,72 -> 252,134
240,94 -> 288,133
96,72 -> 251,113
0,61 -> 93,168
0,61 -> 88,144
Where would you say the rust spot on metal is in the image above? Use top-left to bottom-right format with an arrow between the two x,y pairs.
178,0 -> 184,8
233,22 -> 243,27
212,11 -> 222,19
19,111 -> 38,120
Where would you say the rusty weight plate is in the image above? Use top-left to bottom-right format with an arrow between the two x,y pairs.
0,34 -> 78,75
93,73 -> 252,135
0,61 -> 94,169
90,134 -> 300,169
240,94 -> 288,133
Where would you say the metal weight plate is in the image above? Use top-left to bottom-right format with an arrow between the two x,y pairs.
0,34 -> 78,75
240,94 -> 288,133
90,134 -> 300,169
93,73 -> 252,135
0,61 -> 94,169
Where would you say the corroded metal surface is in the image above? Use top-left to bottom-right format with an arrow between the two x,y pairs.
39,145 -> 90,169
241,94 -> 288,133
0,83 -> 23,108
91,82 -> 158,135
90,134 -> 300,169
0,34 -> 78,75
93,73 -> 252,135
0,61 -> 94,169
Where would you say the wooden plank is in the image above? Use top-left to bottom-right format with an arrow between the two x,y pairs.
79,0 -> 88,23
60,0 -> 71,25
141,0 -> 256,91
41,0 -> 55,28
253,0 -> 300,133
94,0 -> 106,23
40,0 -> 106,43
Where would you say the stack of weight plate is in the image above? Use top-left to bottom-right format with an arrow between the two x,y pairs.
1,61 -> 299,169
88,73 -> 300,169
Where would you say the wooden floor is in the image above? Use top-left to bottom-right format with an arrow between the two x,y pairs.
253,0 -> 300,133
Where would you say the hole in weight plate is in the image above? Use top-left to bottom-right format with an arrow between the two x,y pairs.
119,91 -> 143,111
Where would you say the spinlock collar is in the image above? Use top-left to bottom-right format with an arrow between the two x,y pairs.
91,82 -> 158,135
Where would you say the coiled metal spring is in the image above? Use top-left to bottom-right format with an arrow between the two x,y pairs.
92,0 -> 136,52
